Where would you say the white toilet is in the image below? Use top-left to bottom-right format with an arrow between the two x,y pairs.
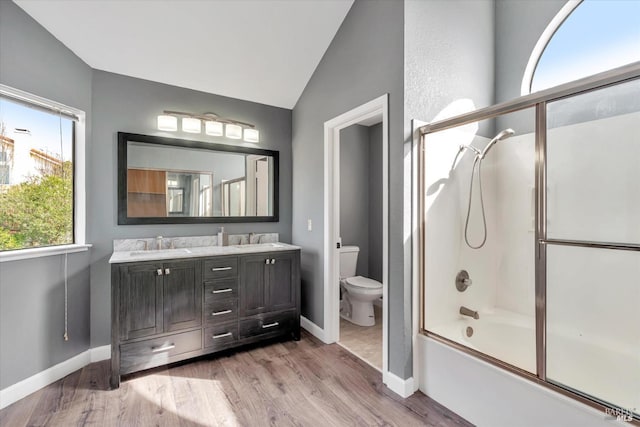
339,245 -> 383,327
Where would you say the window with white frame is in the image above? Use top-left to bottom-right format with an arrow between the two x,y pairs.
525,0 -> 640,94
0,90 -> 79,251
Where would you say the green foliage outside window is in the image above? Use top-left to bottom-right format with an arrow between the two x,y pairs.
0,161 -> 73,250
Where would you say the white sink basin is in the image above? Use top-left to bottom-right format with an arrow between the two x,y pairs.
129,248 -> 192,256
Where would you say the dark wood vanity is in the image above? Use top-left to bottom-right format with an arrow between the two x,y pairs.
110,248 -> 300,388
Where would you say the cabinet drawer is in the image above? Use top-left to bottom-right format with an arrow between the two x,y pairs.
239,310 -> 296,339
203,257 -> 238,280
204,279 -> 238,301
204,323 -> 238,350
204,299 -> 238,325
120,329 -> 202,374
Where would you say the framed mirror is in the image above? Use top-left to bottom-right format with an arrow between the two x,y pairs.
118,132 -> 279,224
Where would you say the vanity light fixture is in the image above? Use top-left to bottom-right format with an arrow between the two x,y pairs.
225,123 -> 242,139
205,120 -> 224,136
156,110 -> 260,142
157,114 -> 178,131
243,128 -> 260,143
182,117 -> 201,133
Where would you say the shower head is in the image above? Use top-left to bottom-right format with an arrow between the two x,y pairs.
480,128 -> 515,159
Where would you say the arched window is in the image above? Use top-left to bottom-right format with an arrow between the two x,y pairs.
522,0 -> 640,94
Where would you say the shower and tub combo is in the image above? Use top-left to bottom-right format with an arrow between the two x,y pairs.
419,75 -> 640,422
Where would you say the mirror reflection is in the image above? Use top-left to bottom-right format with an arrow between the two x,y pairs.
125,140 -> 275,219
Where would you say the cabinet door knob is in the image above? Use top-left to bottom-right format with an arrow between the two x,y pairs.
157,269 -> 163,276
270,259 -> 276,265
165,268 -> 170,275
265,259 -> 270,265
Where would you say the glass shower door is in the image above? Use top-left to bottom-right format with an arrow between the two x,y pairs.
545,78 -> 640,417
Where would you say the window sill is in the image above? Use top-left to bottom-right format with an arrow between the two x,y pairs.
0,244 -> 92,263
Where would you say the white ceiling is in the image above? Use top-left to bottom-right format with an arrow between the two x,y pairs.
14,0 -> 354,109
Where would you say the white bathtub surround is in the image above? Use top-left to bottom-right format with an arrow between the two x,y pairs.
112,233 -> 279,252
421,109 -> 640,420
419,336 -> 630,427
429,308 -> 536,374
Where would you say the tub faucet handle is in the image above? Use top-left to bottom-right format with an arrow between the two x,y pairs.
456,270 -> 472,292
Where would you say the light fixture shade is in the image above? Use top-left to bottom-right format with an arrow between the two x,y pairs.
157,115 -> 177,131
182,117 -> 201,133
243,128 -> 260,142
225,123 -> 242,139
205,121 -> 224,136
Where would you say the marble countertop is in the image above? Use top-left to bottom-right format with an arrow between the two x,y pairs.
109,242 -> 301,264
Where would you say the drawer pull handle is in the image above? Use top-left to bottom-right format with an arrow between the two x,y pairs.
261,322 -> 279,329
212,309 -> 233,316
213,332 -> 233,339
212,288 -> 232,294
151,344 -> 175,353
211,267 -> 232,272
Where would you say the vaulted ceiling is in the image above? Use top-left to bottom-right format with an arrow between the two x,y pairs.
14,0 -> 354,109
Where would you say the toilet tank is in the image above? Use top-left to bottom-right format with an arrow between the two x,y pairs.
339,246 -> 359,278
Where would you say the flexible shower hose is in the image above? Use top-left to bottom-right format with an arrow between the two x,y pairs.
464,155 -> 487,249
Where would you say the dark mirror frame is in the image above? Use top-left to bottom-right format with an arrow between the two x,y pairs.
117,132 -> 279,225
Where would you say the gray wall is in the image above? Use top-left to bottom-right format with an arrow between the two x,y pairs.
0,1 -> 93,388
89,70 -> 292,346
368,123 -> 383,283
404,0 -> 495,381
495,0 -> 568,103
340,124 -> 370,277
338,123 -> 384,281
291,0 -> 409,377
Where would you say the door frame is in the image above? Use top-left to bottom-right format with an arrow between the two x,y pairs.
323,94 -> 389,376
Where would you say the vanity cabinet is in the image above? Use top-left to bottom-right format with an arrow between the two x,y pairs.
239,252 -> 297,316
111,249 -> 300,388
118,260 -> 201,341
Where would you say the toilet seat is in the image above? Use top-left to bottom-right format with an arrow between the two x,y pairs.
344,275 -> 382,289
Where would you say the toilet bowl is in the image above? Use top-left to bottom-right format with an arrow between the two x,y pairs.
339,246 -> 383,327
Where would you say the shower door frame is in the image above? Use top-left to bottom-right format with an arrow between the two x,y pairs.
417,61 -> 640,422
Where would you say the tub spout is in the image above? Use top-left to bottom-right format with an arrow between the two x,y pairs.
460,306 -> 479,320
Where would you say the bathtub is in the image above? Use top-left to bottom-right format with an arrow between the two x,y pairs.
428,309 -> 639,415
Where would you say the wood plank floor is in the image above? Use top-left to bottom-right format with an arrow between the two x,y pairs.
0,332 -> 472,427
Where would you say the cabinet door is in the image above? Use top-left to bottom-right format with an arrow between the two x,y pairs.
267,252 -> 297,312
120,263 -> 163,341
239,254 -> 269,316
163,260 -> 202,332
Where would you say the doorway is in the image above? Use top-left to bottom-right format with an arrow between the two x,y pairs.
323,95 -> 389,376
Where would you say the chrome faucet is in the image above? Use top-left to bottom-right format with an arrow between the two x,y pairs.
460,306 -> 479,320
156,236 -> 163,250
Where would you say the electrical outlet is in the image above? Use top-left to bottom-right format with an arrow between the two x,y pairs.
307,219 -> 313,231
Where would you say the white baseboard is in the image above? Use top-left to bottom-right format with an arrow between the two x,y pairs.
90,345 -> 111,363
383,371 -> 416,398
0,344 -> 112,410
300,316 -> 330,343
